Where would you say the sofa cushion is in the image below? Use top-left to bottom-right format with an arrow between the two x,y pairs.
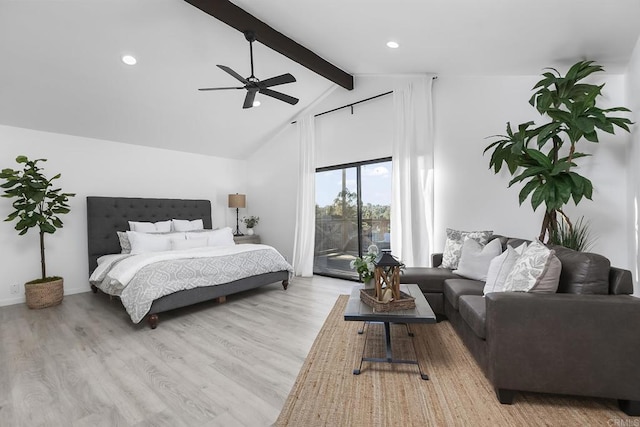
458,295 -> 486,339
444,278 -> 484,309
401,267 -> 459,293
441,228 -> 493,269
549,245 -> 610,294
454,238 -> 502,281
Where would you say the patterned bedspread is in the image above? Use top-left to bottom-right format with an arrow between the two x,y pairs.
90,245 -> 293,323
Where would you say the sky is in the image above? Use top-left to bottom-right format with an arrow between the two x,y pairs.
315,160 -> 392,207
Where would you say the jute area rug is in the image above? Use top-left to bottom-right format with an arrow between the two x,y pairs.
276,295 -> 624,426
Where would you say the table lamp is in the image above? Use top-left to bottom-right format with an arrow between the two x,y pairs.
228,193 -> 246,236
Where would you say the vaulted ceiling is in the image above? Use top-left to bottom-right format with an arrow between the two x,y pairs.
1,0 -> 639,159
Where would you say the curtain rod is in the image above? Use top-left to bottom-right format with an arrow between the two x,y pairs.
291,76 -> 437,124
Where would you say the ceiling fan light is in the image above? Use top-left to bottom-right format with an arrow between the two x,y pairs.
253,100 -> 261,107
122,55 -> 137,65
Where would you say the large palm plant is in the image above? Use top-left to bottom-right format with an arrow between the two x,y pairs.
485,61 -> 632,241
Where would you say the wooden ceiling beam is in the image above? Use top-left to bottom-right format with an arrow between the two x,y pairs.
184,0 -> 354,90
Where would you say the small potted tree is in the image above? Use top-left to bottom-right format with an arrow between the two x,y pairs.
0,155 -> 75,309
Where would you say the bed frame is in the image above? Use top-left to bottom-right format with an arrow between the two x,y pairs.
86,196 -> 289,329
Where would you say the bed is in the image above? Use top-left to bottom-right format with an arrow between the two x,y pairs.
86,196 -> 291,329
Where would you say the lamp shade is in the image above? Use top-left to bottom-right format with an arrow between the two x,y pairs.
228,193 -> 246,208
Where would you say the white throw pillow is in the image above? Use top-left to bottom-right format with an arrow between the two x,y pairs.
186,227 -> 236,247
453,238 -> 502,281
483,243 -> 528,294
127,231 -> 177,254
172,218 -> 204,232
171,237 -> 208,250
503,240 -> 560,292
128,220 -> 172,233
441,228 -> 493,269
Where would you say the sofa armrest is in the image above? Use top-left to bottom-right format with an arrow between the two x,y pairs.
432,253 -> 443,268
485,292 -> 640,400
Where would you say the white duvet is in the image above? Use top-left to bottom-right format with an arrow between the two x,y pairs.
89,244 -> 293,323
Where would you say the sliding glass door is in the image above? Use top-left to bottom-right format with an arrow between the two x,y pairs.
314,158 -> 392,280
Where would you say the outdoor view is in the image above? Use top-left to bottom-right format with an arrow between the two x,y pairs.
313,159 -> 392,280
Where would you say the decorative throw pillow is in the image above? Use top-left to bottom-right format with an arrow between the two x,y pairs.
172,218 -> 204,232
117,231 -> 131,254
187,227 -> 236,247
441,228 -> 493,269
171,237 -> 208,251
483,243 -> 528,294
453,238 -> 502,281
503,240 -> 561,292
128,220 -> 172,233
529,254 -> 562,293
127,231 -> 175,254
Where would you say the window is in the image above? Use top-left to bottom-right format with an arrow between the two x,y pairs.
314,158 -> 392,280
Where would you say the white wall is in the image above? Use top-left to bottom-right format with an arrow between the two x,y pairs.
248,72 -> 631,271
0,125 -> 246,306
434,74 -> 631,270
626,35 -> 640,295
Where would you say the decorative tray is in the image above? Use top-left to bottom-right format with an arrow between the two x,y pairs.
359,288 -> 416,312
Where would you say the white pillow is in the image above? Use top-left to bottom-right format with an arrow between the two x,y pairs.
483,243 -> 528,294
453,238 -> 502,281
441,228 -> 493,269
127,231 -> 176,254
503,240 -> 560,292
172,219 -> 204,232
171,237 -> 208,250
187,227 -> 236,247
128,220 -> 172,233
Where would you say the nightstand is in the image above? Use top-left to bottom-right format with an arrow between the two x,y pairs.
233,234 -> 261,244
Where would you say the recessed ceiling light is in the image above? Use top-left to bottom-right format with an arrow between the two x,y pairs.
253,100 -> 261,107
386,41 -> 399,49
121,55 -> 137,65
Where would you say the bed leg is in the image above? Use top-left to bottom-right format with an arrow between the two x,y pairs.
282,280 -> 289,290
91,284 -> 98,294
148,314 -> 159,329
216,296 -> 226,304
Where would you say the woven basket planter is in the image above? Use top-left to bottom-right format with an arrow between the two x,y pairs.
25,277 -> 64,309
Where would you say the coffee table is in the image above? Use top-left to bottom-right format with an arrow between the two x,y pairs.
344,283 -> 436,380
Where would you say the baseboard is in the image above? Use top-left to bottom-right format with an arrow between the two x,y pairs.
0,285 -> 91,307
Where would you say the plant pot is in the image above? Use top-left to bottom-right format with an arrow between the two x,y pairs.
247,228 -> 255,236
25,277 -> 64,309
364,278 -> 375,289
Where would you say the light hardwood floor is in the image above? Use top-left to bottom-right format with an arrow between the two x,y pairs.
0,276 -> 354,427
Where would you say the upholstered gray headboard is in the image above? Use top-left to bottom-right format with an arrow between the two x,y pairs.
86,196 -> 212,273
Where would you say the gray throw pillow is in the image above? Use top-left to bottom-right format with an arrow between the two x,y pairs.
453,238 -> 502,281
441,228 -> 493,269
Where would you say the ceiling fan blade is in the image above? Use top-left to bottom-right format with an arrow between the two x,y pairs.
243,89 -> 258,109
260,88 -> 299,105
217,65 -> 248,84
259,73 -> 296,88
198,86 -> 245,91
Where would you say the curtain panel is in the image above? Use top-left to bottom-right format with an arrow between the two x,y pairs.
390,75 -> 435,267
292,115 -> 316,276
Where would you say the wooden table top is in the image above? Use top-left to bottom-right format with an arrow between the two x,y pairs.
344,283 -> 436,324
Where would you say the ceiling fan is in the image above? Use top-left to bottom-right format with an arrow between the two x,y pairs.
199,30 -> 299,109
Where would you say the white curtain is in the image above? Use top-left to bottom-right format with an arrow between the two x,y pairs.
292,115 -> 316,276
390,75 -> 435,267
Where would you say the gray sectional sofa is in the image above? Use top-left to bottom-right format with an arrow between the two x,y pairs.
400,235 -> 640,416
